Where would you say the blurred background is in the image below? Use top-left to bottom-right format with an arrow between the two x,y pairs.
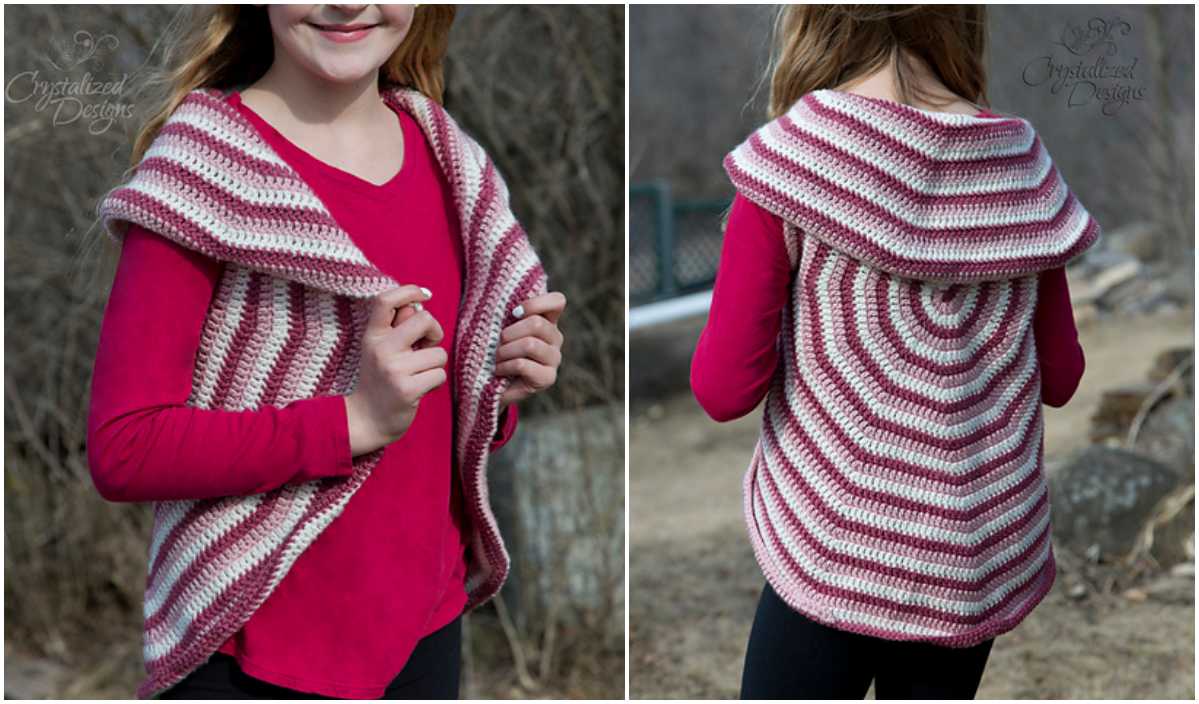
4,4 -> 623,699
630,4 -> 1195,700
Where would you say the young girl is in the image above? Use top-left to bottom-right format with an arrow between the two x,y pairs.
691,6 -> 1098,700
88,5 -> 565,699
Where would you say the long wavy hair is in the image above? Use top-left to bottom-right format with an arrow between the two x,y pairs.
762,5 -> 989,119
126,4 -> 456,169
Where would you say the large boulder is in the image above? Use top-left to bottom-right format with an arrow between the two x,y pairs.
488,401 -> 624,644
1050,445 -> 1182,564
1132,396 -> 1195,480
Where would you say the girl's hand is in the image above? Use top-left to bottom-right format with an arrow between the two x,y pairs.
496,291 -> 566,409
344,285 -> 447,456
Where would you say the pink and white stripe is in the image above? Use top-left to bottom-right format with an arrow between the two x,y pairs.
725,89 -> 1099,282
725,89 -> 1099,646
96,85 -> 546,697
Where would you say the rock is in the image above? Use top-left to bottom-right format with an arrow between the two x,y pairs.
1099,220 -> 1161,261
1102,276 -> 1167,313
3,651 -> 69,699
1147,346 -> 1194,398
489,402 -> 624,643
1143,573 -> 1194,604
1145,485 -> 1194,568
1070,258 -> 1143,305
1169,562 -> 1195,578
1148,347 -> 1195,383
1090,383 -> 1157,443
1122,587 -> 1148,601
1073,301 -> 1100,327
1132,396 -> 1194,479
1050,446 -> 1181,563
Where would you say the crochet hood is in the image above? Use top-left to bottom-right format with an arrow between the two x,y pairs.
724,89 -> 1100,283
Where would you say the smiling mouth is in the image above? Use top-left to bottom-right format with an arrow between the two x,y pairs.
306,21 -> 379,34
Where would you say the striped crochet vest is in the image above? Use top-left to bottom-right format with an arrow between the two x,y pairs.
724,89 -> 1100,646
96,85 -> 547,697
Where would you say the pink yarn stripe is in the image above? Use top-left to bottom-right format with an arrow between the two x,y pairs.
752,475 -> 1056,631
755,440 -> 1053,593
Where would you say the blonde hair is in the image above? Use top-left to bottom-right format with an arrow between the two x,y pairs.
126,4 -> 456,169
763,5 -> 989,119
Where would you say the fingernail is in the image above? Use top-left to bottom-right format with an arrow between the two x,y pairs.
412,302 -> 424,312
420,287 -> 432,298
512,305 -> 525,319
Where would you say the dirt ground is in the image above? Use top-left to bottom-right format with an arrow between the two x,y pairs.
630,306 -> 1195,700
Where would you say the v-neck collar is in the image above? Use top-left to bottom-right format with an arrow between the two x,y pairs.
226,89 -> 408,193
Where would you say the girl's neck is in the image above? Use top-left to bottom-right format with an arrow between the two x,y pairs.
239,60 -> 388,132
835,51 -> 984,116
233,61 -> 405,189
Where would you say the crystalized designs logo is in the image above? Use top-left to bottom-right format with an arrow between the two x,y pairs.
6,30 -> 135,134
1021,17 -> 1147,116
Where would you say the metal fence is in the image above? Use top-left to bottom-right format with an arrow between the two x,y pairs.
630,181 -> 731,306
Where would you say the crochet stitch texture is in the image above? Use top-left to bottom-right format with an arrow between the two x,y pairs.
96,85 -> 547,698
724,89 -> 1099,646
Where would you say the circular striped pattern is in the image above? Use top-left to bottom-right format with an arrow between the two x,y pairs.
745,237 -> 1056,646
724,88 -> 1097,646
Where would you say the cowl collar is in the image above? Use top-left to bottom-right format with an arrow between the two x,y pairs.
97,84 -> 535,299
725,88 -> 1100,282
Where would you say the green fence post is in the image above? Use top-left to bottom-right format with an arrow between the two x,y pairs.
655,180 -> 676,298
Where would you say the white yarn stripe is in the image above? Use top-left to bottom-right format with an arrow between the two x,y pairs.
753,444 -> 1052,582
803,255 -> 1039,444
915,281 -> 983,327
144,493 -> 266,620
239,278 -> 295,406
121,173 -> 375,266
145,132 -> 325,212
748,126 -> 1076,239
145,483 -> 322,661
753,471 -> 1053,616
763,105 -> 1048,198
145,502 -> 196,586
810,90 -> 1039,159
820,553 -> 1049,638
763,393 -> 1045,535
289,292 -> 344,402
168,101 -> 292,169
880,272 -> 1019,368
191,266 -> 253,406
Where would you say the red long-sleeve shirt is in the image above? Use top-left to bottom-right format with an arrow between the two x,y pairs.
87,89 -> 517,698
691,190 -> 1086,423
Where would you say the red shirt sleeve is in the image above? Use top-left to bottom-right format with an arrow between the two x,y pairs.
691,192 -> 793,421
1033,266 -> 1085,407
490,404 -> 519,452
86,224 -> 355,504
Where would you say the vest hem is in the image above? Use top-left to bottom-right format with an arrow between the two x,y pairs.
742,448 -> 1058,649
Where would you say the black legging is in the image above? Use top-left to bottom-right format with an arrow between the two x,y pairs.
161,614 -> 462,700
741,582 -> 994,700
